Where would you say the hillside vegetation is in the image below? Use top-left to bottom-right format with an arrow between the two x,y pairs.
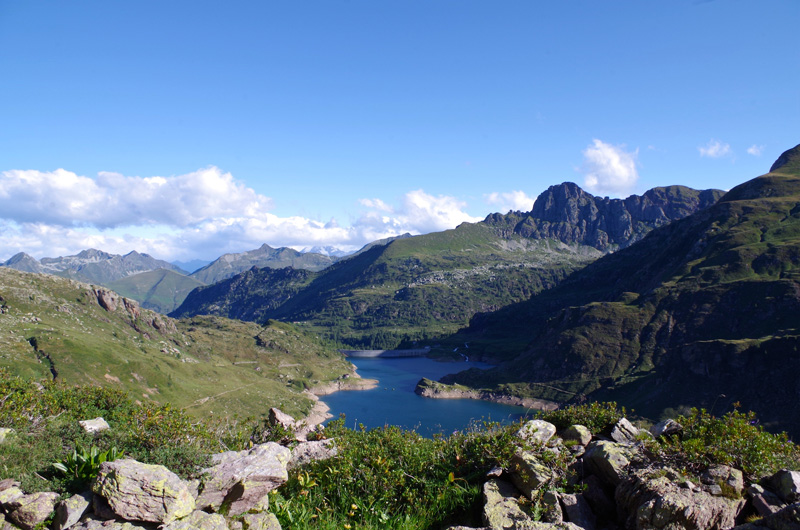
442,144 -> 800,437
0,267 -> 352,420
173,183 -> 721,349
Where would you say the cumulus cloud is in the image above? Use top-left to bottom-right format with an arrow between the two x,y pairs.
747,144 -> 764,156
0,167 -> 270,228
698,139 -> 732,158
0,167 -> 484,262
581,139 -> 639,195
484,191 -> 535,213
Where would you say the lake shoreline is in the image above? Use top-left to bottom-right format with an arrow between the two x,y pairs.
414,378 -> 559,411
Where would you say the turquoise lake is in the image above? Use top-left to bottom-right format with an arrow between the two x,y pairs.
321,357 -> 530,436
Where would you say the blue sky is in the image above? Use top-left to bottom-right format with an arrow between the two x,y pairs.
1,0 -> 798,261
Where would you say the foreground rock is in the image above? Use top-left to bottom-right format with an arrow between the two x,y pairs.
5,491 -> 60,530
197,442 -> 290,516
93,459 -> 195,524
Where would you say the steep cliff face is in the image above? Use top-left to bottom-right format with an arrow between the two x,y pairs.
509,183 -> 723,250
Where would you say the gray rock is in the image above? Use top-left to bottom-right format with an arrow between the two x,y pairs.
6,491 -> 60,530
71,514 -> 157,529
196,442 -> 290,516
93,459 -> 195,524
53,491 -> 93,530
751,494 -> 786,517
0,479 -> 20,492
767,470 -> 800,503
730,501 -> 800,529
616,468 -> 746,530
162,510 -> 228,530
79,417 -> 110,435
0,485 -> 24,509
542,491 -> 563,524
288,439 -> 337,470
482,479 -> 582,530
560,493 -> 596,530
609,418 -> 639,444
562,425 -> 592,447
510,450 -> 553,499
516,420 -> 557,446
701,465 -> 744,497
650,419 -> 683,439
584,440 -> 633,486
241,512 -> 282,530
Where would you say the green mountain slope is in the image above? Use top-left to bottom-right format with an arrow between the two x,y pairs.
442,144 -> 800,436
0,267 -> 353,419
173,184 -> 722,349
106,268 -> 206,314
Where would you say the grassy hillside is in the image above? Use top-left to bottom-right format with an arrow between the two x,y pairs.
106,268 -> 206,313
0,267 -> 353,419
443,144 -> 800,436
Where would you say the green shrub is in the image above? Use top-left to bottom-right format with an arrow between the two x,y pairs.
656,408 -> 800,480
53,445 -> 123,485
537,401 -> 625,432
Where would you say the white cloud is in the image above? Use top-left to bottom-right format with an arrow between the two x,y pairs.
0,167 -> 483,262
484,191 -> 535,213
698,139 -> 732,158
581,139 -> 639,195
0,167 -> 270,228
747,144 -> 764,156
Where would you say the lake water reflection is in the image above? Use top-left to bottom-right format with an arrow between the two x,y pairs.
321,356 -> 530,436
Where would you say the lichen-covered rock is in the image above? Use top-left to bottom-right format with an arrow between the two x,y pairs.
616,468 -> 746,530
93,459 -> 195,524
649,419 -> 682,439
482,479 -> 582,530
516,420 -> 557,446
162,510 -> 228,530
242,512 -> 282,530
542,491 -> 563,524
288,439 -> 337,470
79,417 -> 110,434
0,485 -> 24,510
197,442 -> 290,516
510,450 -> 553,499
609,418 -> 640,445
71,514 -> 157,529
562,425 -> 592,447
6,491 -> 60,530
701,465 -> 744,498
53,491 -> 93,530
560,493 -> 596,530
766,470 -> 800,503
730,501 -> 800,529
584,441 -> 633,486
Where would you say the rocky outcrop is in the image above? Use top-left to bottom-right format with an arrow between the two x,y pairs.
196,442 -> 290,516
508,183 -> 723,251
93,460 -> 195,524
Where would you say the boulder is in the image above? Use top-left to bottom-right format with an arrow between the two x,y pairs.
5,491 -> 60,530
241,512 -> 282,530
560,494 -> 596,530
0,485 -> 24,509
584,441 -> 633,486
516,420 -> 557,446
562,425 -> 592,447
616,468 -> 746,530
482,479 -> 582,530
766,470 -> 800,504
649,419 -> 683,439
609,418 -> 640,444
730,501 -> 800,529
79,417 -> 110,435
70,514 -> 157,529
510,450 -> 553,499
162,510 -> 228,530
288,439 -> 337,471
701,465 -> 744,498
93,459 -> 195,524
53,491 -> 93,530
196,442 -> 290,516
542,491 -> 563,524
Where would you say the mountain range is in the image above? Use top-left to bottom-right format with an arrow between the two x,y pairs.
171,183 -> 723,348
435,143 -> 800,437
